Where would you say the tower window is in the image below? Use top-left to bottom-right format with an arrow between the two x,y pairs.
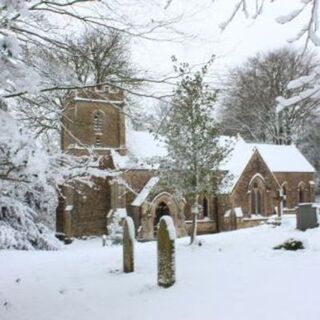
95,136 -> 101,147
93,111 -> 103,132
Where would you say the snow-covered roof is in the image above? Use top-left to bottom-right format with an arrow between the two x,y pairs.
248,143 -> 315,173
219,136 -> 254,193
220,137 -> 315,194
131,176 -> 159,207
112,127 -> 315,194
112,127 -> 167,170
126,128 -> 167,160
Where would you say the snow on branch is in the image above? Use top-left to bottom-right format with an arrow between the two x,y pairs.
276,85 -> 320,113
287,74 -> 316,90
219,0 -> 320,48
276,8 -> 306,24
0,110 -> 118,250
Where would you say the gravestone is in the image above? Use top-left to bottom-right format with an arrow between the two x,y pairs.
157,216 -> 176,288
296,203 -> 318,231
63,210 -> 72,238
123,216 -> 135,273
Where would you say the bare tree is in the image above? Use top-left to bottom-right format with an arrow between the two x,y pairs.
13,29 -> 139,144
1,0 -> 186,100
0,0 -> 186,249
219,47 -> 319,144
24,29 -> 137,87
297,113 -> 320,186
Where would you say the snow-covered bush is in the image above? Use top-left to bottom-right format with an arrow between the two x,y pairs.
0,110 -> 61,250
274,239 -> 304,251
107,209 -> 127,245
0,0 -> 180,250
0,109 -> 112,250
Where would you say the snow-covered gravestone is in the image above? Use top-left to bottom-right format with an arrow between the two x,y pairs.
123,216 -> 135,273
157,216 -> 176,288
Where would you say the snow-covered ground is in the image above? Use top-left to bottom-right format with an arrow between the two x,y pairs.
2,216 -> 320,320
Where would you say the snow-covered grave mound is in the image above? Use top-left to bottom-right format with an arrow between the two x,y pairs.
2,215 -> 320,320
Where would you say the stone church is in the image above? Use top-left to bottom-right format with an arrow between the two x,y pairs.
56,88 -> 316,240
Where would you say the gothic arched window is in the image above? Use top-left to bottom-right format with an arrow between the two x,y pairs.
298,183 -> 307,203
251,189 -> 262,214
249,174 -> 265,215
93,111 -> 103,132
203,197 -> 208,218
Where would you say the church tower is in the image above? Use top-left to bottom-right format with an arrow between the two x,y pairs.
61,86 -> 126,155
56,86 -> 126,238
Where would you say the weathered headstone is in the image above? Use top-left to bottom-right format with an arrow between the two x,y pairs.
157,216 -> 176,288
297,203 -> 318,231
123,216 -> 135,273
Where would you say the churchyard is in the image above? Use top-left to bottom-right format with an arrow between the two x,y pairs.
2,214 -> 320,320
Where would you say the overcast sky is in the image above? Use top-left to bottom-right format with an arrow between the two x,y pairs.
131,0 -> 312,80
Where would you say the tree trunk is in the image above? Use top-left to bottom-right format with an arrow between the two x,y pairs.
190,195 -> 199,245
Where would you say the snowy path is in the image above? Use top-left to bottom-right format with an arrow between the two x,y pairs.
2,217 -> 320,320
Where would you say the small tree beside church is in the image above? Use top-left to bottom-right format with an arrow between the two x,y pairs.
157,57 -> 229,245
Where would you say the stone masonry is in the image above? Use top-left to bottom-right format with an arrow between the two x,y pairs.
57,88 -> 316,239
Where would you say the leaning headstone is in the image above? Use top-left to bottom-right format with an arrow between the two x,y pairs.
296,203 -> 318,231
157,216 -> 176,288
123,216 -> 135,273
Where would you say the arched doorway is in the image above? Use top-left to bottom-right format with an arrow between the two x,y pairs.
154,202 -> 170,234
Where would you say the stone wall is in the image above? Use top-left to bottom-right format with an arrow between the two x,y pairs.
58,89 -> 125,237
224,215 -> 268,231
274,172 -> 315,208
183,194 -> 226,232
58,89 -> 316,240
238,217 -> 268,229
230,150 -> 280,217
184,220 -> 217,235
62,90 -> 125,154
124,170 -> 155,230
71,177 -> 112,236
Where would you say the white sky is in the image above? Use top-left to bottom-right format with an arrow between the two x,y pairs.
52,0 -> 315,79
131,0 -> 313,80
49,0 -> 318,110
